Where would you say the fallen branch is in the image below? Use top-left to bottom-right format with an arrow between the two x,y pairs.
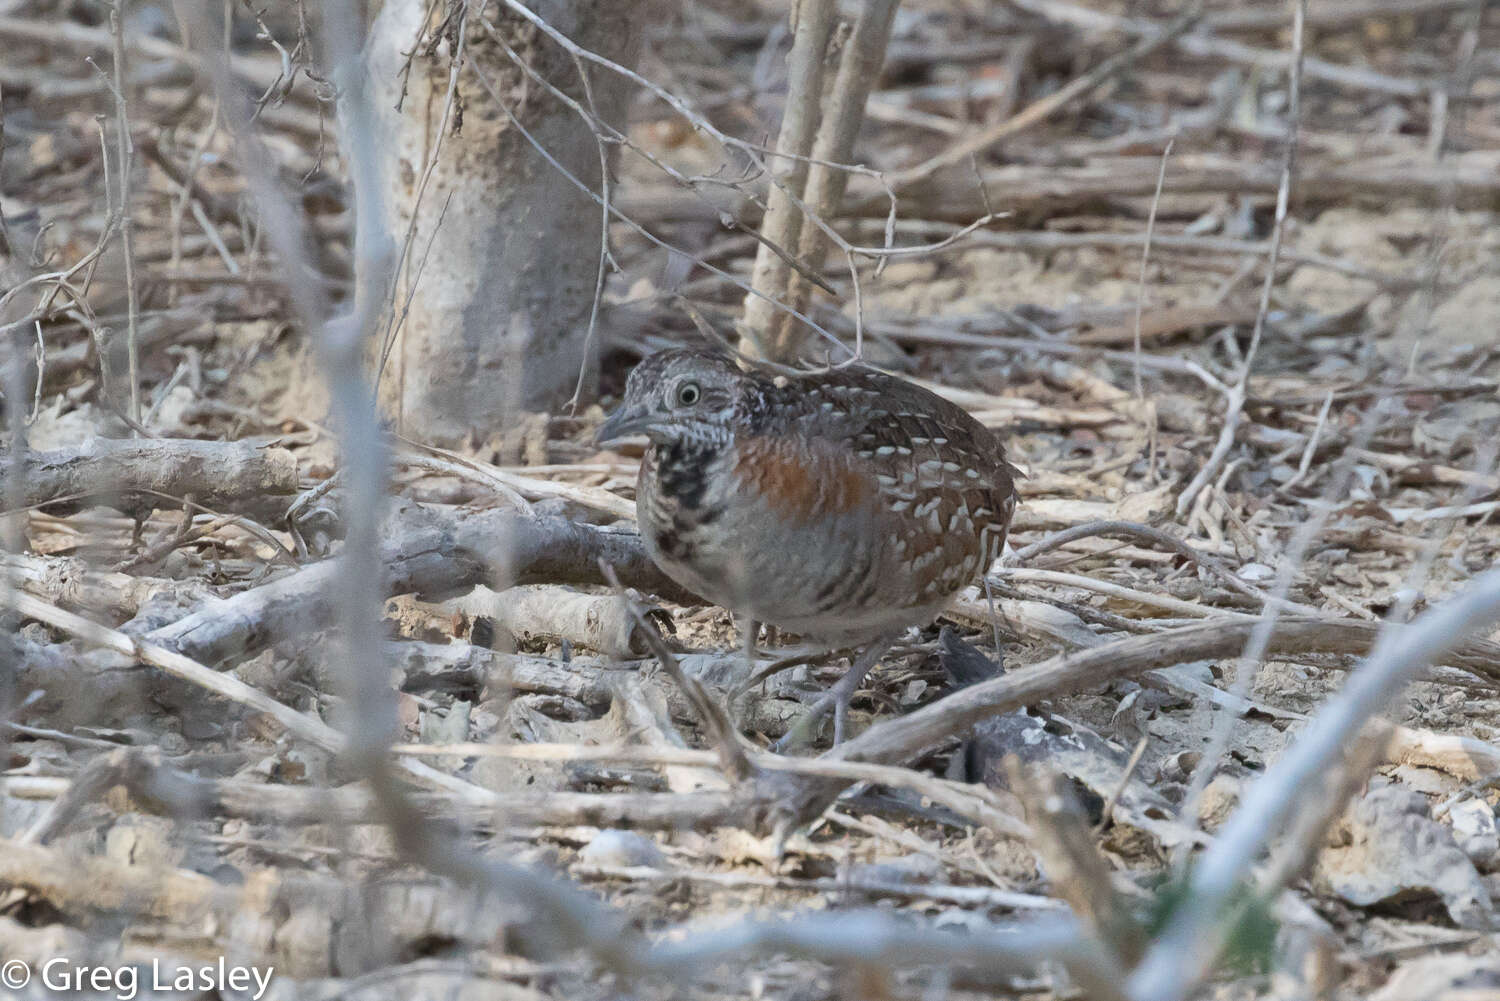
1006,0 -> 1435,98
1007,518 -> 1299,610
13,750 -> 745,835
0,827 -> 515,979
146,500 -> 693,663
3,438 -> 299,520
3,551 -> 217,620
395,434 -> 634,519
0,16 -> 317,109
763,615 -> 1500,830
848,151 -> 1500,220
435,584 -> 663,657
575,863 -> 1068,912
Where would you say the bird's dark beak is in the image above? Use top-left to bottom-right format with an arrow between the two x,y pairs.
595,405 -> 653,446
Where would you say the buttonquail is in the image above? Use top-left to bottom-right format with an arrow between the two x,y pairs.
597,349 -> 1019,744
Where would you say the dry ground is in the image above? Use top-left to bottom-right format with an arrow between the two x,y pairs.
3,0 -> 1500,998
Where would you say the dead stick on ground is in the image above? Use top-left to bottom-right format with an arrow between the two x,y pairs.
143,503 -> 693,664
14,748 -> 750,836
1172,402 -> 1384,860
1,439 -> 300,519
391,739 -> 1028,836
762,613 -> 1500,829
1009,518 -> 1300,609
1005,0 -> 1427,98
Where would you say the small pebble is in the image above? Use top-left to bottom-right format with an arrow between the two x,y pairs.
1237,562 -> 1275,583
848,853 -> 942,886
1449,799 -> 1499,866
579,829 -> 666,869
1197,775 -> 1242,832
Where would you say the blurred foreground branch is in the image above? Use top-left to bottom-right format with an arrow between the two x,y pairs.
1129,569 -> 1500,1000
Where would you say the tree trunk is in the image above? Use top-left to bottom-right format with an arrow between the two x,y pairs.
367,0 -> 640,442
741,0 -> 899,363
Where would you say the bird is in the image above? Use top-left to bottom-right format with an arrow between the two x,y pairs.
596,348 -> 1019,745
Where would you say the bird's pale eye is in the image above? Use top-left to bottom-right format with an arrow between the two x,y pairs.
675,381 -> 701,407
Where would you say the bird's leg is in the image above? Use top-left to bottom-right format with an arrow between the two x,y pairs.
829,636 -> 896,745
773,634 -> 897,751
742,618 -> 762,667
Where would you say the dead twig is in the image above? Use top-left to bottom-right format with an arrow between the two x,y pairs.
1006,0 -> 1433,98
146,502 -> 692,664
9,591 -> 483,803
1009,519 -> 1314,612
1007,760 -> 1146,964
1131,138 -> 1173,398
760,613 -> 1500,830
394,433 -> 630,518
3,550 -> 216,619
601,560 -> 753,781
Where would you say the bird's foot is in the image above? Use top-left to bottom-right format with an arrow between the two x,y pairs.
770,634 -> 897,752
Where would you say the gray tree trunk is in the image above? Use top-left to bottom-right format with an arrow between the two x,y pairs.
367,1 -> 640,442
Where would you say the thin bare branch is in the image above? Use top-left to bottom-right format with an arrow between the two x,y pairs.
1175,0 -> 1305,516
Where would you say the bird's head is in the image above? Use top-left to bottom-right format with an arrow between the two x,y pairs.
595,349 -> 745,447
